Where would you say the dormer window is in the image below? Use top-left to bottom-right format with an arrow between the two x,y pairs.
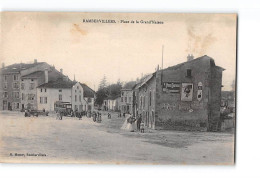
186,69 -> 192,77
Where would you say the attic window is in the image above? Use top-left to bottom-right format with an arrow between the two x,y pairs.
186,69 -> 192,77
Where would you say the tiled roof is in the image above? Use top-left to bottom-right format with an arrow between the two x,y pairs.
0,62 -> 45,74
37,80 -> 76,89
80,83 -> 95,98
21,71 -> 44,79
21,68 -> 68,82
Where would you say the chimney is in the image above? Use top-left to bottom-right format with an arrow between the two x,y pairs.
187,54 -> 194,61
2,63 -> 5,68
60,68 -> 63,74
63,76 -> 69,81
44,68 -> 48,83
34,59 -> 37,64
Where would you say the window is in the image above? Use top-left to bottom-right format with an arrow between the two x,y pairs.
129,97 -> 132,103
4,82 -> 7,89
21,83 -> 25,90
143,96 -> 145,108
77,86 -> 79,89
59,89 -> 62,92
75,95 -> 77,102
13,74 -> 18,81
79,95 -> 81,102
13,82 -> 19,89
59,94 -> 62,101
186,69 -> 192,77
28,94 -> 35,101
121,97 -> 123,102
31,79 -> 34,81
88,98 -> 92,103
45,89 -> 47,92
40,97 -> 47,104
4,75 -> 7,81
22,93 -> 24,100
3,92 -> 8,98
125,97 -> 127,103
29,83 -> 35,90
13,92 -> 19,99
40,88 -> 42,92
149,91 -> 152,106
121,92 -> 124,96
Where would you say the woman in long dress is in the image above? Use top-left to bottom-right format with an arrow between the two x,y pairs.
121,114 -> 136,132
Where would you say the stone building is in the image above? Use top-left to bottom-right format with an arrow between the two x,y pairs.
120,89 -> 133,114
103,95 -> 120,111
133,55 -> 224,131
0,60 -> 52,111
20,68 -> 65,110
37,80 -> 86,112
80,83 -> 96,112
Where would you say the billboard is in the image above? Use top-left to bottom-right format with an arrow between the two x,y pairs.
162,82 -> 180,93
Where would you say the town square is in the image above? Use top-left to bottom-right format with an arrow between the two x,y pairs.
0,12 -> 236,164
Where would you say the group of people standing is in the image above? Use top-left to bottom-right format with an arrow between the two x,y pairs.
121,113 -> 144,133
92,111 -> 102,123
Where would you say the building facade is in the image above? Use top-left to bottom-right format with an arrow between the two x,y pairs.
103,95 -> 120,111
120,89 -> 133,114
37,80 -> 88,112
133,55 -> 224,131
0,60 -> 51,111
81,83 -> 96,112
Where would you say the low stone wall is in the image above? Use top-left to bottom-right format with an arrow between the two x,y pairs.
155,119 -> 208,131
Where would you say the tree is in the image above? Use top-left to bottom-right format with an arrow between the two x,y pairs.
95,88 -> 107,106
98,75 -> 107,90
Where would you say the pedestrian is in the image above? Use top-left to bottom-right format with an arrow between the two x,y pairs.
78,112 -> 82,120
137,114 -> 142,131
140,120 -> 144,133
93,112 -> 97,122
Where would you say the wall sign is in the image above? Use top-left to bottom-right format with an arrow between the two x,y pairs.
181,83 -> 193,101
162,82 -> 180,93
197,82 -> 203,101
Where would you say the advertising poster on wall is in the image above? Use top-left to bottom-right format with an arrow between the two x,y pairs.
181,83 -> 193,101
162,82 -> 180,93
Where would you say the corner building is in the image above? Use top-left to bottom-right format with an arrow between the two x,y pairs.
133,55 -> 224,131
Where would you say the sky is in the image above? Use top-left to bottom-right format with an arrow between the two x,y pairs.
1,12 -> 237,91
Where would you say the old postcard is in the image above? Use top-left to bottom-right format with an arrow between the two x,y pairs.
0,12 -> 236,164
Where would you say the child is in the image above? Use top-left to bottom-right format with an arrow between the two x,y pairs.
140,120 -> 144,133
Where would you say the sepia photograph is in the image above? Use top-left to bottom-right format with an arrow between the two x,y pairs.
0,12 -> 237,165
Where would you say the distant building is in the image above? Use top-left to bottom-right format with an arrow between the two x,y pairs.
37,80 -> 86,112
0,60 -> 52,111
80,83 -> 96,112
133,55 -> 224,131
221,91 -> 235,112
103,95 -> 120,111
20,68 -> 65,110
120,89 -> 133,114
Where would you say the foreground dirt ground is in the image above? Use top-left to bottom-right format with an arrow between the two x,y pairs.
0,111 -> 234,164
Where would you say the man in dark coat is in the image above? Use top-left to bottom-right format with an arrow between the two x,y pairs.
137,114 -> 142,131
